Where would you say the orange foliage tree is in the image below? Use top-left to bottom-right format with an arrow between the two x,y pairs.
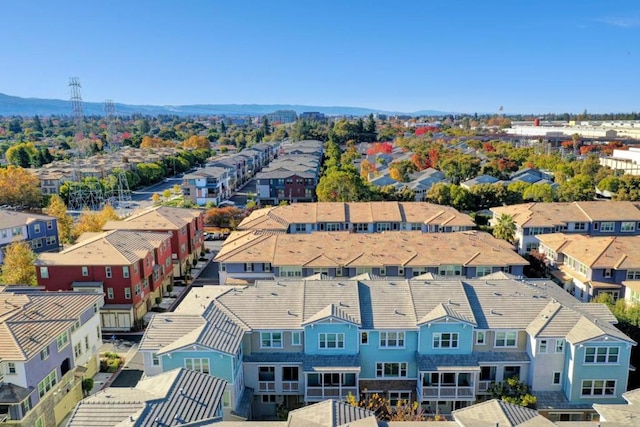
183,135 -> 210,150
0,166 -> 42,207
140,136 -> 175,148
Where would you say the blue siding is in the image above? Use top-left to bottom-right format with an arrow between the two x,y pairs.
161,349 -> 234,382
418,323 -> 473,355
304,322 -> 358,355
359,330 -> 418,378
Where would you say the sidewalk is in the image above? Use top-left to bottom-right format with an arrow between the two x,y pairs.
87,340 -> 139,395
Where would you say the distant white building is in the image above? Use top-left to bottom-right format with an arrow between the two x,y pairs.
600,147 -> 640,175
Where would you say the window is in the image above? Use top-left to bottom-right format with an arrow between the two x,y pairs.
379,266 -> 386,276
398,266 -> 404,276
581,380 -> 616,396
604,268 -> 612,278
7,362 -> 16,374
222,390 -> 231,408
326,223 -> 341,231
280,266 -> 302,277
295,224 -> 306,232
354,223 -> 368,232
412,267 -> 428,276
626,269 -> 640,280
40,346 -> 49,360
152,353 -> 160,366
539,340 -> 548,353
291,332 -> 301,346
376,362 -> 408,378
553,371 -> 562,385
135,283 -> 141,296
47,221 -> 53,230
81,266 -> 89,276
34,224 -> 41,233
261,395 -> 276,403
433,332 -> 459,349
282,366 -> 299,382
377,223 -> 391,232
12,227 -> 22,236
319,333 -> 345,349
600,222 -> 614,232
389,391 -> 412,405
35,416 -> 44,427
411,223 -> 422,231
495,331 -> 517,347
264,263 -> 272,272
361,332 -> 369,345
476,266 -> 493,277
504,366 -> 521,380
74,342 -> 82,358
529,227 -> 546,235
124,288 -> 131,299
40,267 -> 49,279
585,347 -> 619,364
475,331 -> 486,345
46,236 -> 57,246
439,265 -> 462,276
245,263 -> 253,272
555,339 -> 565,353
380,331 -> 405,348
574,222 -> 587,231
123,266 -> 129,278
38,370 -> 57,398
185,358 -> 210,374
260,332 -> 283,348
259,366 -> 275,381
480,366 -> 496,381
96,325 -> 101,339
622,222 -> 636,232
56,331 -> 70,349
84,335 -> 90,351
356,267 -> 373,275
105,266 -> 112,278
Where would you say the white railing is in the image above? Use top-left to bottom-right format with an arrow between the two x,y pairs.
306,386 -> 357,400
282,381 -> 299,392
478,381 -> 492,392
259,381 -> 275,392
422,386 -> 475,399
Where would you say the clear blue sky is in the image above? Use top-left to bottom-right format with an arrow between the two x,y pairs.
1,0 -> 639,114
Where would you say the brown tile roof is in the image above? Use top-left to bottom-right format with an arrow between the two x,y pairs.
103,206 -> 202,231
0,210 -> 55,229
0,290 -> 102,361
238,202 -> 474,230
37,230 -> 171,266
491,201 -> 640,228
215,230 -> 527,268
537,233 -> 640,269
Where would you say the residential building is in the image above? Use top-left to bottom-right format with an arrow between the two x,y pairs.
181,166 -> 232,206
460,175 -> 500,190
537,233 -> 640,302
490,201 -> 640,254
207,155 -> 249,191
266,110 -> 297,124
103,206 -> 206,278
0,287 -> 103,426
237,202 -> 475,234
66,368 -> 226,426
298,112 -> 327,122
36,230 -> 173,331
139,274 -> 634,420
0,210 -> 59,264
215,230 -> 527,284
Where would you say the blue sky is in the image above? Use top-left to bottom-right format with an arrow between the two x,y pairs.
1,0 -> 639,114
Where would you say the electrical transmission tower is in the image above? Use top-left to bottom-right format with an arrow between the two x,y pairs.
103,100 -> 131,209
67,77 -> 105,211
104,99 -> 117,152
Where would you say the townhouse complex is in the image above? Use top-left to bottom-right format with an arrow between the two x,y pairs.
214,230 -> 528,285
255,140 -> 324,205
137,274 -> 635,422
0,210 -> 59,264
237,201 -> 475,233
35,206 -> 205,331
0,287 -> 104,427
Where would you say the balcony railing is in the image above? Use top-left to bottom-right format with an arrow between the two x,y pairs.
282,381 -> 299,392
478,381 -> 493,392
422,385 -> 475,399
306,386 -> 357,401
258,381 -> 275,392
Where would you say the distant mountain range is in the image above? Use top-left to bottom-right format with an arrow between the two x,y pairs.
0,93 -> 448,117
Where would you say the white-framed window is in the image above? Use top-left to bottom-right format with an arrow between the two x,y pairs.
555,339 -> 565,353
7,362 -> 16,374
604,268 -> 612,278
319,333 -> 344,349
581,379 -> 616,397
134,283 -> 141,296
353,223 -> 368,232
377,223 -> 392,232
263,263 -> 272,272
379,266 -> 386,276
389,391 -> 411,405
600,222 -> 614,232
245,263 -> 253,272
574,222 -> 587,231
475,331 -> 486,345
35,223 -> 42,233
38,370 -> 57,398
361,331 -> 369,345
105,266 -> 112,278
279,266 -> 302,277
56,331 -> 70,349
376,362 -> 408,378
133,263 -> 138,274
46,236 -> 57,245
539,340 -> 548,353
46,221 -> 53,230
412,267 -> 428,276
185,358 -> 210,374
107,288 -> 114,299
40,346 -> 49,360
627,270 -> 640,280
124,288 -> 131,299
356,267 -> 373,275
40,267 -> 49,279
81,266 -> 89,276
294,224 -> 306,232
123,266 -> 130,278
622,221 -> 636,232
584,347 -> 619,364
152,353 -> 160,366
291,332 -> 301,346
380,331 -> 405,348
439,265 -> 462,276
74,342 -> 82,358
260,332 -> 283,348
495,331 -> 517,347
553,371 -> 562,385
326,223 -> 341,231
476,266 -> 493,277
35,416 -> 44,427
433,332 -> 459,349
84,335 -> 89,351
336,266 -> 343,276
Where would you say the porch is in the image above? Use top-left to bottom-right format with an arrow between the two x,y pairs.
303,354 -> 360,402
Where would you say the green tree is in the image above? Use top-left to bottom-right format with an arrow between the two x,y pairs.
439,154 -> 481,185
488,376 -> 537,409
0,241 -> 37,285
493,213 -> 516,243
523,183 -> 556,202
557,174 -> 595,201
316,169 -> 370,202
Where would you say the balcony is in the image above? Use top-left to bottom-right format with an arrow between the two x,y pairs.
306,386 -> 358,401
258,381 -> 275,392
422,385 -> 475,399
282,381 -> 299,393
420,371 -> 476,401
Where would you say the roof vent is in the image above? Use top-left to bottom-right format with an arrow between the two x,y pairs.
394,309 -> 404,316
448,298 -> 452,305
271,292 -> 278,297
493,292 -> 501,297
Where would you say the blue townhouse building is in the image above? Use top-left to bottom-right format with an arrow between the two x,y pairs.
0,288 -> 103,426
490,201 -> 640,255
137,274 -> 634,422
0,210 -> 59,263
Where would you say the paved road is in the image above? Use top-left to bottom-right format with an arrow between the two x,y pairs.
192,240 -> 224,286
228,179 -> 257,207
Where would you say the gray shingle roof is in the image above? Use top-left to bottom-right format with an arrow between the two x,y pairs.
417,354 -> 480,371
452,399 -> 554,426
286,399 -> 375,427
